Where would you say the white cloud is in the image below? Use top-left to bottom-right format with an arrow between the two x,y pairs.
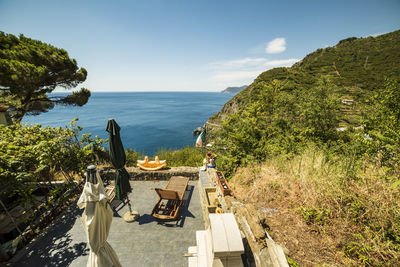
211,70 -> 264,83
209,57 -> 299,83
360,32 -> 387,38
210,57 -> 298,70
264,58 -> 298,67
371,32 -> 387,37
209,57 -> 269,69
266,38 -> 286,54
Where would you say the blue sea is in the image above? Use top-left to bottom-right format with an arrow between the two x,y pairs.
22,92 -> 233,155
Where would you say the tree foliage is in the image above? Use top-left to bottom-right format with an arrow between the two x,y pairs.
298,78 -> 341,142
0,32 -> 90,122
213,78 -> 342,176
0,119 -> 107,207
363,78 -> 400,171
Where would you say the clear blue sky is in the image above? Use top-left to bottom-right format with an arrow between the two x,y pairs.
1,0 -> 399,92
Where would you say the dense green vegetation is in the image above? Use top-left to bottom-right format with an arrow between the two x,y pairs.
213,77 -> 346,176
0,119 -> 106,217
0,32 -> 90,122
208,30 -> 400,265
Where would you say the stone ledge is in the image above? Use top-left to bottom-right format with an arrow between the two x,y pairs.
101,166 -> 199,181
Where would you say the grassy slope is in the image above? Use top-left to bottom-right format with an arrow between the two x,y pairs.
229,148 -> 400,266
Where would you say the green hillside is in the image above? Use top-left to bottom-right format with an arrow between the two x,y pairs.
211,30 -> 400,126
207,29 -> 400,176
206,30 -> 400,266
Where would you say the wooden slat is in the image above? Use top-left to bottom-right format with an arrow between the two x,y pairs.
151,176 -> 189,220
165,176 -> 189,200
105,184 -> 115,203
155,188 -> 179,200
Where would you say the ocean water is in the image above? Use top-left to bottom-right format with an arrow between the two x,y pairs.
22,92 -> 233,155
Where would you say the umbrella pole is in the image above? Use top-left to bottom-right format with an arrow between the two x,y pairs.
123,195 -> 139,223
126,195 -> 132,213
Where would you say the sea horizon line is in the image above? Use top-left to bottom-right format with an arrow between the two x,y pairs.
52,90 -> 228,93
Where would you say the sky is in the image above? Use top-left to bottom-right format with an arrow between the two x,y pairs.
1,0 -> 399,92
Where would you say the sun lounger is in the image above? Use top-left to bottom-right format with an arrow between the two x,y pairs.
151,176 -> 189,220
105,183 -> 116,203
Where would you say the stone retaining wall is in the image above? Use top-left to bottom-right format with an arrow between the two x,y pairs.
100,166 -> 199,181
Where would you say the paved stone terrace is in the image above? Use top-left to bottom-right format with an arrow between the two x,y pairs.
12,180 -> 205,267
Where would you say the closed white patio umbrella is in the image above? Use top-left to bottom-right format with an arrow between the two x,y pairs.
78,165 -> 122,267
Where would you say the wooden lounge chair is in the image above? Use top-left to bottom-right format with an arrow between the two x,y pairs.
151,176 -> 189,220
105,183 -> 116,203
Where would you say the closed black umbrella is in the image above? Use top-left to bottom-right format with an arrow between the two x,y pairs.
106,119 -> 135,221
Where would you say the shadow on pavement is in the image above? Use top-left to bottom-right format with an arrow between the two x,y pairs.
177,185 -> 195,227
12,202 -> 89,267
137,214 -> 157,225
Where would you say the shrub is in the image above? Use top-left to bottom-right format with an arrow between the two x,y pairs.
0,119 -> 107,206
156,146 -> 204,167
125,149 -> 139,167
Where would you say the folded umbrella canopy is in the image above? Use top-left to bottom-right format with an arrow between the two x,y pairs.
106,119 -> 137,222
78,165 -> 121,267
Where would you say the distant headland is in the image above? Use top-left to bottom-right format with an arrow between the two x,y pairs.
221,85 -> 247,94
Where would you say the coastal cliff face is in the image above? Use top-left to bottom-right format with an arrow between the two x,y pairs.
209,94 -> 244,120
210,29 -> 400,123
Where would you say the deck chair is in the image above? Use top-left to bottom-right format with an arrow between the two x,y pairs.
104,183 -> 116,203
151,176 -> 189,220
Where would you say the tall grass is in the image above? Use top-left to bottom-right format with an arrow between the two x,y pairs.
230,146 -> 400,266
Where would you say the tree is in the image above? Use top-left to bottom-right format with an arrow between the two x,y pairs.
363,78 -> 400,169
0,32 -> 90,122
299,77 -> 341,142
214,80 -> 301,175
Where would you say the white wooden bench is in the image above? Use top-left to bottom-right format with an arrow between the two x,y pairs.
187,213 -> 244,267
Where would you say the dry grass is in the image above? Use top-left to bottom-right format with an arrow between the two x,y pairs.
229,149 -> 400,266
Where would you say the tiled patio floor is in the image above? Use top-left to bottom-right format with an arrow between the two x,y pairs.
13,180 -> 205,267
